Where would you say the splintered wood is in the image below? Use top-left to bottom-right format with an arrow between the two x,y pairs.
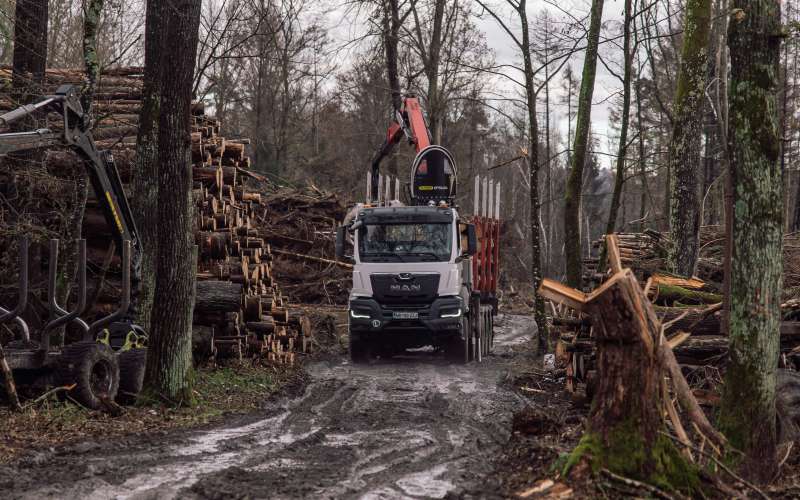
540,234 -> 727,456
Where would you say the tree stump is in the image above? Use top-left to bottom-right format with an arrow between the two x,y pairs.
541,268 -> 701,493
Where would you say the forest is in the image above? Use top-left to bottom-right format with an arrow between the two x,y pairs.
0,0 -> 798,498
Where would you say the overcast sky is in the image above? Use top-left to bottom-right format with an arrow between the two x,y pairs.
322,0 -> 628,168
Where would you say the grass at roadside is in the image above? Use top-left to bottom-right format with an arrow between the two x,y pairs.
0,361 -> 301,464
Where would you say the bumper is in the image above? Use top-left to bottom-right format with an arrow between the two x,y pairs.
348,296 -> 464,337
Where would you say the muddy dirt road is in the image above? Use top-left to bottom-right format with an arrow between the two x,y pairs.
0,314 -> 536,499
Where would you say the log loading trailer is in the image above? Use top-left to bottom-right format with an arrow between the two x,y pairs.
336,96 -> 501,363
0,85 -> 146,409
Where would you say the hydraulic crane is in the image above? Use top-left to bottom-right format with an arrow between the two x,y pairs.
0,84 -> 144,342
0,84 -> 147,409
369,95 -> 456,206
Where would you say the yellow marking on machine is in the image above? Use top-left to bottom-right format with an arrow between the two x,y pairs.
105,191 -> 125,234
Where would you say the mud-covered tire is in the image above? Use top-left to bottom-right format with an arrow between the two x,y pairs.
446,317 -> 470,364
117,348 -> 147,405
350,334 -> 370,363
57,341 -> 119,410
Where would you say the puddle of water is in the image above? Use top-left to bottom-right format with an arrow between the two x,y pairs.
394,464 -> 453,499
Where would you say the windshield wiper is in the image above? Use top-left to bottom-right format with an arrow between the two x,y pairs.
405,251 -> 444,261
362,252 -> 406,262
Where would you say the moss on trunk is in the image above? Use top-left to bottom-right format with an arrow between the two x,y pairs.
565,427 -> 701,494
563,0 -> 604,288
667,0 -> 713,277
718,0 -> 783,483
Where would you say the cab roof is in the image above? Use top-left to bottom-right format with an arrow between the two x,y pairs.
358,205 -> 454,224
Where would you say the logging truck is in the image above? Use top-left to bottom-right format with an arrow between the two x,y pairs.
336,96 -> 501,363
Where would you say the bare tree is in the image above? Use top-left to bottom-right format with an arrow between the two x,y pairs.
667,0 -> 713,277
563,0 -> 604,287
143,0 -> 202,404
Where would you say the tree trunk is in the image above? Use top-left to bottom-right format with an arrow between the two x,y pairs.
718,0 -> 783,482
143,0 -> 202,405
563,0 -> 604,287
131,0 -> 163,331
667,0 -> 712,277
516,0 -> 549,352
11,0 -> 48,100
546,270 -> 700,493
605,0 -> 633,236
383,0 -> 403,113
425,0 -> 446,144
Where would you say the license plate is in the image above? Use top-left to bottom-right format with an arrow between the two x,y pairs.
392,311 -> 419,320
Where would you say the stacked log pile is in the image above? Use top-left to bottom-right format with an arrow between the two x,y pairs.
0,67 -> 312,364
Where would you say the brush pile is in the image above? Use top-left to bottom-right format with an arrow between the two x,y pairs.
557,229 -> 800,399
0,67 -> 317,364
254,185 -> 350,306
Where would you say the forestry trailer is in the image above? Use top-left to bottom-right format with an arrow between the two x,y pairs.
0,85 -> 147,409
335,96 -> 501,363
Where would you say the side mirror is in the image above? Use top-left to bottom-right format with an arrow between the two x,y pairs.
335,226 -> 346,260
466,224 -> 478,256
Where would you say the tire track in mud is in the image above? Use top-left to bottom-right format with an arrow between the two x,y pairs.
0,314 -> 536,499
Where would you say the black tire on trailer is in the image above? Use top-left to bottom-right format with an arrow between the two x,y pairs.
117,348 -> 147,405
57,341 -> 119,410
349,333 -> 370,364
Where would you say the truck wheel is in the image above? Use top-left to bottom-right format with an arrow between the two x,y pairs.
57,341 -> 119,410
447,318 -> 470,364
117,348 -> 147,405
350,334 -> 370,363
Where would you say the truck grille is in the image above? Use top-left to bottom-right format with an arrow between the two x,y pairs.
370,273 -> 440,304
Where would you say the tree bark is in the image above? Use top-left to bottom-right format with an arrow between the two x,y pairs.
11,0 -> 48,100
563,0 -> 604,287
718,0 -> 783,482
548,270 -> 700,493
143,0 -> 202,405
667,0 -> 713,277
194,281 -> 242,313
382,0 -> 403,113
604,0 -> 633,235
132,0 -> 163,331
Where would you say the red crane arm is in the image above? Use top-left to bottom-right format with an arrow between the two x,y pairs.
402,97 -> 430,152
369,95 -> 432,201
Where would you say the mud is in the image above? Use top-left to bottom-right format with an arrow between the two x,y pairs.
0,314 -> 537,499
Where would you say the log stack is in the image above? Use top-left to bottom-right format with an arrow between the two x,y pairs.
0,67 -> 311,364
555,231 -> 800,399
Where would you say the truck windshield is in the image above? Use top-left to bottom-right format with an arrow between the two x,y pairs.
358,223 -> 452,262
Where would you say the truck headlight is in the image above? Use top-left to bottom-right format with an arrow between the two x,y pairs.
350,309 -> 371,319
440,308 -> 462,318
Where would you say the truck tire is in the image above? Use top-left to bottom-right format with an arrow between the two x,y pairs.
57,341 -> 119,410
447,317 -> 470,364
117,348 -> 147,405
350,334 -> 370,363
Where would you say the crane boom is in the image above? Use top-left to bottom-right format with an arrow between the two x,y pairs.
369,95 -> 431,201
0,84 -> 141,319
